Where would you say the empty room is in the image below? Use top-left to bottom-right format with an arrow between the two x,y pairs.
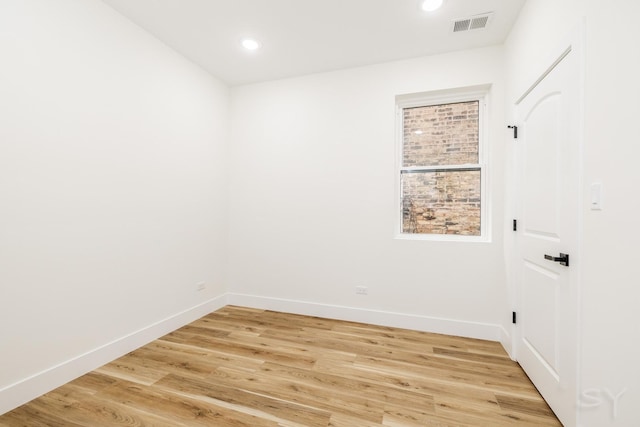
1,0 -> 638,426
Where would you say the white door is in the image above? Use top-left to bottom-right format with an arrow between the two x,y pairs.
514,47 -> 581,427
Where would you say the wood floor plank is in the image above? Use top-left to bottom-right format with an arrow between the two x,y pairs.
30,390 -> 183,427
209,365 -> 388,423
210,367 -> 384,422
0,306 -> 561,426
96,376 -> 284,427
95,354 -> 171,386
350,354 -> 538,398
257,360 -> 439,412
496,394 -> 559,418
156,373 -> 332,427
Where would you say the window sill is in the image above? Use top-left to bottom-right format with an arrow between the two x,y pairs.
394,233 -> 491,243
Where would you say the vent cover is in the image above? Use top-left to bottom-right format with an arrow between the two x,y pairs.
453,13 -> 493,32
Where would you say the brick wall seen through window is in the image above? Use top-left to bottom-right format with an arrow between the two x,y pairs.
400,100 -> 482,236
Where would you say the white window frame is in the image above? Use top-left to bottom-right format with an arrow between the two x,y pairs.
394,85 -> 491,242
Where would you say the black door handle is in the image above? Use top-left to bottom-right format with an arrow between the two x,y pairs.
544,253 -> 569,267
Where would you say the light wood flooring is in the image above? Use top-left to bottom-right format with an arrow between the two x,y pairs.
0,306 -> 561,426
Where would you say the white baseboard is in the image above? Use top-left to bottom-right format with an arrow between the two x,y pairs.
227,293 -> 503,342
500,325 -> 515,360
0,295 -> 227,416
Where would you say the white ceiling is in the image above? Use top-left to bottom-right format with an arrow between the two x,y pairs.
100,0 -> 526,86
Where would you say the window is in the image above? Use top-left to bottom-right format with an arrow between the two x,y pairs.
396,87 -> 488,240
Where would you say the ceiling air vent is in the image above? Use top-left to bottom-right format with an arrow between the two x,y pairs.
453,12 -> 493,32
453,19 -> 471,32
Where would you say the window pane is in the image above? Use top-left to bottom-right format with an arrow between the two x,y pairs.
403,101 -> 479,167
401,170 -> 481,235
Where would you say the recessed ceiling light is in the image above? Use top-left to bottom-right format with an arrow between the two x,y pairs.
241,38 -> 261,51
414,130 -> 424,135
421,0 -> 443,12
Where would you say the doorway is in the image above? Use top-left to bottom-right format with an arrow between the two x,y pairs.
512,37 -> 582,427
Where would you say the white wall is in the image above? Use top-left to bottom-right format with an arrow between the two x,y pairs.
228,47 -> 507,339
506,1 -> 640,425
0,0 -> 229,413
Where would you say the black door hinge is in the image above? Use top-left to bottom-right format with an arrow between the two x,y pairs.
512,312 -> 517,324
508,125 -> 518,139
513,219 -> 517,231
